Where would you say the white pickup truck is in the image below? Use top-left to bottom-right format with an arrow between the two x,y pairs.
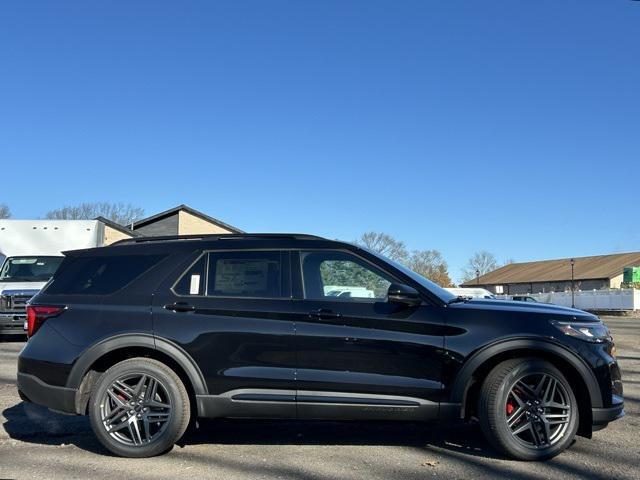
0,220 -> 101,334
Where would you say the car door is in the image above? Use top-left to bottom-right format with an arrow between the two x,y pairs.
152,249 -> 297,418
292,249 -> 447,420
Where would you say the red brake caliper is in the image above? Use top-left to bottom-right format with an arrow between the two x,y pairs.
506,401 -> 515,415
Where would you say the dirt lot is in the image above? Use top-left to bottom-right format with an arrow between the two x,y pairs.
1,316 -> 639,480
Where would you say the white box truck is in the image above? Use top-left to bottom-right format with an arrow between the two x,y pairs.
0,220 -> 101,334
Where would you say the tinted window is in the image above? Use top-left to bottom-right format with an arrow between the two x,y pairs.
0,256 -> 64,282
174,255 -> 207,296
46,255 -> 166,295
207,251 -> 282,298
300,251 -> 394,301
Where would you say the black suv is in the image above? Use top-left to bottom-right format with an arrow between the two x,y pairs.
17,234 -> 624,460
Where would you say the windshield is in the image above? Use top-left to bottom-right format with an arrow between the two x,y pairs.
0,256 -> 64,282
360,248 -> 457,303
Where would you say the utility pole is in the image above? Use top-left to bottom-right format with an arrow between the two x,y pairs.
570,258 -> 575,308
476,268 -> 480,286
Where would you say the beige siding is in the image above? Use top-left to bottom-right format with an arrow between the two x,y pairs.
610,274 -> 624,289
103,225 -> 134,245
178,211 -> 233,235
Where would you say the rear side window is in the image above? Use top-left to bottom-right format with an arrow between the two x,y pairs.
208,251 -> 282,298
173,255 -> 207,296
174,251 -> 283,298
46,255 -> 166,295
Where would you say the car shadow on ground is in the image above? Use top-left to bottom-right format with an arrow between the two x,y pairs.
2,400 -> 503,460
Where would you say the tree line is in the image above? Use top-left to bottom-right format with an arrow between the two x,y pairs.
0,202 -> 509,286
354,232 -> 510,287
0,202 -> 145,226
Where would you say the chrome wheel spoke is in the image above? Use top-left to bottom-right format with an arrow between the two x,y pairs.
538,417 -> 551,445
142,416 -> 151,442
113,380 -> 135,400
106,389 -> 128,408
147,399 -> 171,409
133,374 -> 148,398
106,419 -> 130,434
510,389 -> 525,407
147,412 -> 170,423
103,405 -> 128,426
512,420 -> 532,436
529,423 -> 543,446
515,381 -> 537,401
507,407 -> 526,428
129,419 -> 143,445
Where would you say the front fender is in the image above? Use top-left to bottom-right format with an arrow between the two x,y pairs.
449,337 -> 603,409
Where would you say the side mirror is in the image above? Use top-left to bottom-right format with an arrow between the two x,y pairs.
387,283 -> 421,306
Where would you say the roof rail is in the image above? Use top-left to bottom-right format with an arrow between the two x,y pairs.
111,233 -> 326,246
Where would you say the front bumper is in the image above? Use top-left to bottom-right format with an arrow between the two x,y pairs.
17,372 -> 77,414
0,313 -> 27,334
592,394 -> 625,427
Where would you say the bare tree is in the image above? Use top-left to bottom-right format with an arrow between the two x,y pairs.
407,250 -> 453,287
355,232 -> 408,262
0,204 -> 10,219
45,202 -> 145,226
461,250 -> 499,283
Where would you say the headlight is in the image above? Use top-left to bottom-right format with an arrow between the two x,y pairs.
550,320 -> 611,343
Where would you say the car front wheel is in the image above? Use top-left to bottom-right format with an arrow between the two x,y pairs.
478,358 -> 579,460
89,357 -> 190,458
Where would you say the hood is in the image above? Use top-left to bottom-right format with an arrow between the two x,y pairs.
449,298 -> 599,322
0,281 -> 47,295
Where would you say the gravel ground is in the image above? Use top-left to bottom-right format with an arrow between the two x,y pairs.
1,316 -> 639,480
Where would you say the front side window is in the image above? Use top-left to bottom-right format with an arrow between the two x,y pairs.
207,251 -> 282,298
300,251 -> 393,301
0,256 -> 64,282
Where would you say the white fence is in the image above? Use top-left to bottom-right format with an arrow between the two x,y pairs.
500,289 -> 640,311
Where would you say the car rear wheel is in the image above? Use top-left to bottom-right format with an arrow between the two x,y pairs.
89,357 -> 190,457
478,358 -> 578,460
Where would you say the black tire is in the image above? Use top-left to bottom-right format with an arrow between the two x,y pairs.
478,358 -> 579,461
89,357 -> 190,458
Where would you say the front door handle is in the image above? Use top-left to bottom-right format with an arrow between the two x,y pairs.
164,302 -> 196,313
308,309 -> 341,320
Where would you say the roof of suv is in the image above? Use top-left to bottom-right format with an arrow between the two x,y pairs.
66,233 -> 355,257
111,233 -> 327,246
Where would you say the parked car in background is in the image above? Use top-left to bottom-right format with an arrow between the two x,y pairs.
512,295 -> 539,303
445,287 -> 495,299
323,285 -> 375,298
0,220 -> 101,334
18,234 -> 624,460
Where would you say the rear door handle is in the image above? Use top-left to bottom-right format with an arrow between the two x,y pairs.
164,302 -> 196,313
308,309 -> 341,320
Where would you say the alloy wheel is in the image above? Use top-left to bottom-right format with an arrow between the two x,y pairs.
504,373 -> 571,449
99,373 -> 172,446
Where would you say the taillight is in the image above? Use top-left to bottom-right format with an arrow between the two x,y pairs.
26,305 -> 65,338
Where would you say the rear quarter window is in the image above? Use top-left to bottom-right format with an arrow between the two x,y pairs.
45,254 -> 167,295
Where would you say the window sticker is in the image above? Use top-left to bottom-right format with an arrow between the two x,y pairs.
214,259 -> 273,294
189,274 -> 201,295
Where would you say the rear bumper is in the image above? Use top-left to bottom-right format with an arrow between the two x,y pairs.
0,313 -> 26,334
17,372 -> 77,414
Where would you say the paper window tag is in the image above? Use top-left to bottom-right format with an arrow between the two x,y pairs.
189,274 -> 201,295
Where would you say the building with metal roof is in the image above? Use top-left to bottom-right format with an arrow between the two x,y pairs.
461,252 -> 640,294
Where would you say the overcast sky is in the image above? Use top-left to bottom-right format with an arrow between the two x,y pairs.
1,1 -> 639,282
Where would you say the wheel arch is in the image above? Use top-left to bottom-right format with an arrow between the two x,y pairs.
67,334 -> 207,415
451,338 -> 601,437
